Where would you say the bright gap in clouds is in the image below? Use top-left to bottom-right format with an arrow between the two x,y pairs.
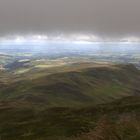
0,34 -> 140,44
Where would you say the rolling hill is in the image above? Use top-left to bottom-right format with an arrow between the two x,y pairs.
0,63 -> 140,107
0,63 -> 140,140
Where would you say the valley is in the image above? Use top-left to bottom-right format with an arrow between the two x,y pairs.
0,42 -> 140,140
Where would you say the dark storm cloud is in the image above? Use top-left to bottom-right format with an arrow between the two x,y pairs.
0,0 -> 140,39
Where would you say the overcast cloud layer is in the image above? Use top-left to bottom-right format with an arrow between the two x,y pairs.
0,0 -> 140,40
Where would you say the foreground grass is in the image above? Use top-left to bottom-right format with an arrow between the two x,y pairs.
0,96 -> 140,140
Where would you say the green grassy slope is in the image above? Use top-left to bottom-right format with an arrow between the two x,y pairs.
0,64 -> 140,139
0,64 -> 140,107
0,96 -> 140,140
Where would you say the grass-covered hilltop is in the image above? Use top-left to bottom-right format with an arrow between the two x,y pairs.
0,61 -> 140,140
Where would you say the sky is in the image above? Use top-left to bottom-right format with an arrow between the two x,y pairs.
0,0 -> 140,41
